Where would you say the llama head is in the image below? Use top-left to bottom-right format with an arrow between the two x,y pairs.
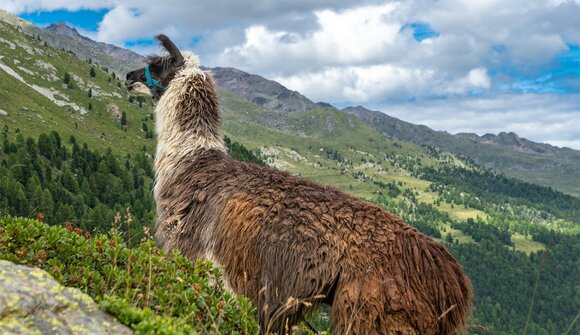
125,34 -> 186,97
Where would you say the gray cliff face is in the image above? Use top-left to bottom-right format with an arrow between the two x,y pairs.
44,22 -> 81,38
0,260 -> 132,335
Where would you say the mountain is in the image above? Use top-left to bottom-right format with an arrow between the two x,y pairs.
42,22 -> 144,70
4,7 -> 576,198
209,64 -> 580,197
0,12 -> 578,334
342,105 -> 580,197
0,16 -> 156,156
211,67 -> 318,113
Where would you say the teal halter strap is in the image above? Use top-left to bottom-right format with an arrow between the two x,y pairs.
144,65 -> 164,95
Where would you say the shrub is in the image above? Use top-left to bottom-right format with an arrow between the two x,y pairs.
0,216 -> 258,334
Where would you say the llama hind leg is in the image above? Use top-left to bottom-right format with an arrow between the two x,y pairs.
331,274 -> 417,335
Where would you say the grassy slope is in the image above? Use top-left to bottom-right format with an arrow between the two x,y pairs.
0,21 -> 156,156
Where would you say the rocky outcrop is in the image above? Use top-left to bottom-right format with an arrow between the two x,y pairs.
0,260 -> 131,335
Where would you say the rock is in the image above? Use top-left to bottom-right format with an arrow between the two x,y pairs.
0,110 -> 7,116
0,260 -> 132,335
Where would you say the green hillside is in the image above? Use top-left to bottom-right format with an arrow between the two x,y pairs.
0,14 -> 578,334
343,106 -> 580,197
0,20 -> 156,156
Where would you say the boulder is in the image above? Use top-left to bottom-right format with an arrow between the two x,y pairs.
0,260 -> 132,335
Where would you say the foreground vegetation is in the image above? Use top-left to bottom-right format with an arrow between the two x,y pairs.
0,216 -> 258,334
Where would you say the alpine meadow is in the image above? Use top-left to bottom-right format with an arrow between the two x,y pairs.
0,8 -> 578,335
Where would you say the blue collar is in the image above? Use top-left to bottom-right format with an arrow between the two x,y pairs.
144,65 -> 164,95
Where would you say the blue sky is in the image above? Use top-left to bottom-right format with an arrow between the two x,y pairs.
19,8 -> 109,31
2,0 -> 579,149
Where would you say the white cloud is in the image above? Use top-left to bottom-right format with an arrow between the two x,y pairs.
217,4 -> 402,75
0,0 -> 108,13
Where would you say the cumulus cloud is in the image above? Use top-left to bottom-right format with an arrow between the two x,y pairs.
215,1 -> 577,95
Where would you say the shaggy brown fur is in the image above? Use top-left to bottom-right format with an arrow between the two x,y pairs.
126,35 -> 473,335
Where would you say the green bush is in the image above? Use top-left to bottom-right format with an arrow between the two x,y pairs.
0,216 -> 258,334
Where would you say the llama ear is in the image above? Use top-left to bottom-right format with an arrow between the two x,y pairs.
156,34 -> 184,64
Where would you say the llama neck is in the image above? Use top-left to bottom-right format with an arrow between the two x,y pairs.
153,53 -> 226,201
154,53 -> 225,160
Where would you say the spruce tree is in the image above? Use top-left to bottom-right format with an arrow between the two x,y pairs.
120,112 -> 127,126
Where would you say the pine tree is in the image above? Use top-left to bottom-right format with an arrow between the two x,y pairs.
63,72 -> 70,84
120,112 -> 127,126
90,67 -> 96,78
88,88 -> 92,98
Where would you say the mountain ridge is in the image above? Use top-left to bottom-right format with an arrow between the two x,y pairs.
206,65 -> 580,196
210,66 -> 318,113
342,105 -> 579,196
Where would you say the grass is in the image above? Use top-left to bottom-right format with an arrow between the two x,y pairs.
0,21 -> 156,156
437,202 -> 488,221
438,222 -> 475,244
511,233 -> 546,254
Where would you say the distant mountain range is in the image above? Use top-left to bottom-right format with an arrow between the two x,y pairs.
342,106 -> 580,196
210,66 -> 580,196
1,9 -> 577,197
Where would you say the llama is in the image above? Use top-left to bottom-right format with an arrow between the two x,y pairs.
125,35 -> 472,334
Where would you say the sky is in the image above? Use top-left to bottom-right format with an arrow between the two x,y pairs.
2,0 -> 579,149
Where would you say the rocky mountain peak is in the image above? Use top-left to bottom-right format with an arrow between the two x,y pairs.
45,21 -> 81,38
210,67 -> 318,113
